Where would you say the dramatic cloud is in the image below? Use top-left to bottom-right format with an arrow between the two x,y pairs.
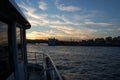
38,1 -> 47,10
55,0 -> 81,12
18,3 -> 97,40
18,4 -> 81,26
17,1 -> 118,40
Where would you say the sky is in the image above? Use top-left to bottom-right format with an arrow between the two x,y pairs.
15,0 -> 120,40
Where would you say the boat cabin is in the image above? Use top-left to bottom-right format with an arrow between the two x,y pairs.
0,0 -> 63,80
0,0 -> 31,80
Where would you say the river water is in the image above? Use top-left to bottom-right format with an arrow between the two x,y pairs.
27,43 -> 120,80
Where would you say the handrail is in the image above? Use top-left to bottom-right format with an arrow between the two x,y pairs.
45,53 -> 63,80
27,52 -> 63,80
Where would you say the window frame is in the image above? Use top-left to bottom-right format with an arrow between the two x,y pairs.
15,24 -> 24,63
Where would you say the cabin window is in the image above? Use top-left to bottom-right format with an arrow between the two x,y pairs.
0,21 -> 13,79
16,27 -> 23,62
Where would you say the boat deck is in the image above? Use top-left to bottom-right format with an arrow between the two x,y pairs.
27,52 -> 63,80
27,63 -> 45,80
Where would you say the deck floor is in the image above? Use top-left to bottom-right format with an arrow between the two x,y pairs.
27,63 -> 45,80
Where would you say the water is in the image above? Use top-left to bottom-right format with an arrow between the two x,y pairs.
27,43 -> 120,80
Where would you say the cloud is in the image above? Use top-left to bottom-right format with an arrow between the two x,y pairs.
54,15 -> 81,26
50,25 -> 78,34
26,30 -> 65,40
26,28 -> 97,40
18,2 -> 98,40
18,3 -> 81,26
73,14 -> 96,21
18,4 -> 49,26
55,0 -> 81,12
118,28 -> 120,31
19,4 -> 47,19
58,4 -> 81,12
18,4 -> 36,13
84,20 -> 112,26
27,31 -> 47,39
38,1 -> 47,10
50,25 -> 97,35
73,15 -> 81,20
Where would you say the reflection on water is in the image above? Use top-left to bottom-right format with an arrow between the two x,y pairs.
27,44 -> 120,80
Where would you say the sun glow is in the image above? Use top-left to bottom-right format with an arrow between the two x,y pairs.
26,33 -> 36,40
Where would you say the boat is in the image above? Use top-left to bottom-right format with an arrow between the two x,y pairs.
48,38 -> 57,46
0,0 -> 63,80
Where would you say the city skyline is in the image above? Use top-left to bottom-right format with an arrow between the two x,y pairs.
15,0 -> 120,40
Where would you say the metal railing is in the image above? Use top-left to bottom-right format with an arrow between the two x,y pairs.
27,52 -> 63,80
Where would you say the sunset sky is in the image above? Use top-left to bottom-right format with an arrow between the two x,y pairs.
15,0 -> 120,40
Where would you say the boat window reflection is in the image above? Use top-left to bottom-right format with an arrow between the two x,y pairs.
0,21 -> 12,79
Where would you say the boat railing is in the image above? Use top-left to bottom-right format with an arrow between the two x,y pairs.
27,51 -> 63,80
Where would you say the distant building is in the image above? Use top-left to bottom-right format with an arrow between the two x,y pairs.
117,36 -> 120,40
80,40 -> 87,46
87,39 -> 94,46
105,36 -> 113,46
94,38 -> 105,46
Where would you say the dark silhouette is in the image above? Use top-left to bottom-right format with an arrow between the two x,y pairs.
27,36 -> 120,46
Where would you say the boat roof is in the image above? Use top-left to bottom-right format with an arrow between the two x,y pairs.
0,0 -> 31,29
